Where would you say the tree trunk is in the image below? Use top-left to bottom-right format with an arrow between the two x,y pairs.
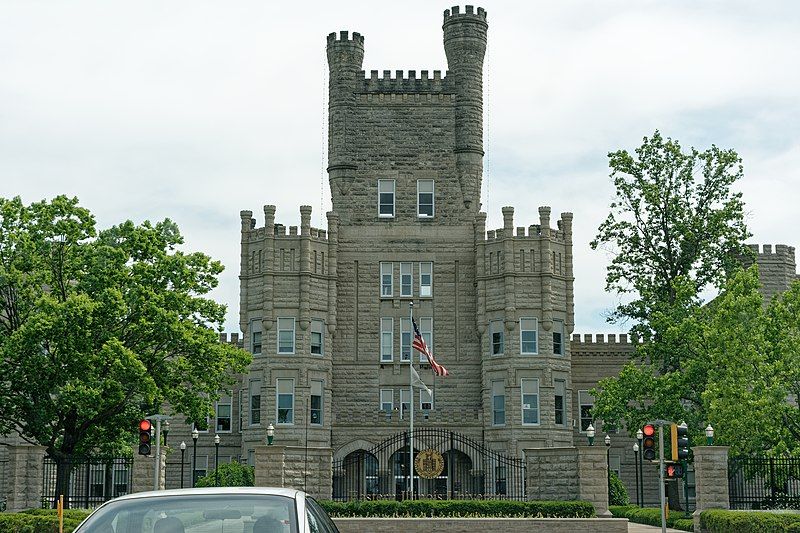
53,456 -> 74,509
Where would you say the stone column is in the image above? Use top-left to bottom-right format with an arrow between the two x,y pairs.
254,445 -> 287,488
254,445 -> 333,500
692,446 -> 730,532
131,447 -> 166,493
576,446 -> 611,517
5,445 -> 47,511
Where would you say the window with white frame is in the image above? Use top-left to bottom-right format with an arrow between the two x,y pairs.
554,379 -> 567,427
492,381 -> 505,425
553,319 -> 564,356
380,262 -> 393,297
417,179 -> 434,217
193,456 -> 208,485
419,262 -> 432,297
380,318 -> 393,362
311,319 -> 324,355
311,380 -> 323,425
520,318 -> 538,354
491,320 -> 504,355
380,389 -> 394,412
249,379 -> 261,426
521,379 -> 540,425
215,396 -> 232,433
400,389 -> 410,420
277,318 -> 295,354
247,450 -> 255,466
378,179 -> 395,217
420,389 -> 433,410
238,389 -> 244,431
400,262 -> 413,297
400,318 -> 411,362
579,390 -> 594,432
418,317 -> 433,363
250,318 -> 262,355
276,378 -> 294,424
610,455 -> 621,477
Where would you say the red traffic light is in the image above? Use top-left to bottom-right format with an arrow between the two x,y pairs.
139,419 -> 152,431
666,463 -> 684,478
643,424 -> 655,437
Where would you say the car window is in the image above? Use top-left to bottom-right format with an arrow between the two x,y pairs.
305,497 -> 338,533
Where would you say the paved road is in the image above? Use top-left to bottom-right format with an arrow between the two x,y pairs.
627,523 -> 686,533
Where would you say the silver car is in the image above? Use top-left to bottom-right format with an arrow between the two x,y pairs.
73,487 -> 340,533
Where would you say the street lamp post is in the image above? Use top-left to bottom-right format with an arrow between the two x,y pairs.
214,435 -> 221,487
191,428 -> 199,488
636,428 -> 644,506
180,441 -> 186,489
605,434 -> 612,502
705,424 -> 715,446
633,442 -> 640,506
266,423 -> 275,446
163,421 -> 170,447
586,424 -> 596,446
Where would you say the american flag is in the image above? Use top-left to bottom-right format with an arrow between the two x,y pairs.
412,319 -> 449,377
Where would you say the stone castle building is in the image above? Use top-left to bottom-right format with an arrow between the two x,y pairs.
2,5 -> 798,511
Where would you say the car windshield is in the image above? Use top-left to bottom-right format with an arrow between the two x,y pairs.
75,494 -> 298,533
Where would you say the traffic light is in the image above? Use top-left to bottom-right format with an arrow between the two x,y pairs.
666,462 -> 684,478
642,423 -> 656,461
671,422 -> 690,461
138,419 -> 152,456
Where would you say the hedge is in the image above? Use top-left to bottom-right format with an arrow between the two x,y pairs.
318,499 -> 595,518
0,513 -> 84,533
700,509 -> 800,533
610,505 -> 693,532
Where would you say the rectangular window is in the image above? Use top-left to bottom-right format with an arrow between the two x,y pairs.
378,179 -> 395,217
418,317 -> 433,363
249,379 -> 261,426
553,319 -> 564,356
276,378 -> 294,425
420,389 -> 433,411
380,389 -> 394,412
193,456 -> 208,485
400,389 -> 410,420
579,390 -> 594,432
215,396 -> 232,433
380,317 -> 394,362
521,378 -> 540,425
311,319 -> 324,355
492,380 -> 505,426
400,262 -> 413,297
380,262 -> 393,297
192,417 -> 210,433
400,318 -> 411,362
555,379 -> 566,427
417,179 -> 434,217
250,319 -> 262,355
610,455 -> 621,477
491,320 -> 504,355
520,318 -> 538,354
247,450 -> 255,467
238,389 -> 244,431
311,380 -> 323,425
419,262 -> 432,297
277,317 -> 295,354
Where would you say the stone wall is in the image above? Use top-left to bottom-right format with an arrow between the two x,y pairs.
692,446 -> 730,532
254,445 -> 332,500
3,445 -> 46,511
131,448 -> 165,493
333,518 -> 628,533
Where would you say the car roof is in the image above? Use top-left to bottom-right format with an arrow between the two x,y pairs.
108,487 -> 304,502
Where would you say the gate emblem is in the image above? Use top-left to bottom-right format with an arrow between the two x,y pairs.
415,449 -> 445,479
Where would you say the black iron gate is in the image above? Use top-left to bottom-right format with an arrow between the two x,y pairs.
729,456 -> 800,510
332,429 -> 526,501
42,457 -> 133,509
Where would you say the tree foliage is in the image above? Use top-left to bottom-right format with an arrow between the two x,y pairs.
195,461 -> 255,487
0,196 -> 250,474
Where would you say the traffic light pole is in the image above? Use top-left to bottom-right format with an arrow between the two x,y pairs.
147,414 -> 171,491
658,424 -> 667,533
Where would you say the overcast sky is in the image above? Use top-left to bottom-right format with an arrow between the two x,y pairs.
2,1 -> 798,335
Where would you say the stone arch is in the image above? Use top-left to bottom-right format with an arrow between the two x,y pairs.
333,439 -> 375,462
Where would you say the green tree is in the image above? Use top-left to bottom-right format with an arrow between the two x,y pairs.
0,196 -> 251,506
589,131 -> 751,438
195,461 -> 255,487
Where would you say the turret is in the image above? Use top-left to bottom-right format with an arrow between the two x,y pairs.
326,31 -> 364,205
443,6 -> 488,209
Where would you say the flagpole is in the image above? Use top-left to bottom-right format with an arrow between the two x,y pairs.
409,301 -> 414,501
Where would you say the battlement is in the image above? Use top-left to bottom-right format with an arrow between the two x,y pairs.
443,5 -> 487,24
479,207 -> 573,242
359,69 -> 454,94
326,30 -> 364,47
745,243 -> 796,260
218,332 -> 244,349
240,206 -> 333,243
570,333 -> 639,345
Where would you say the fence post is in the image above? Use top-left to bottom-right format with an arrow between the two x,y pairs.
692,446 -> 730,532
769,457 -> 777,508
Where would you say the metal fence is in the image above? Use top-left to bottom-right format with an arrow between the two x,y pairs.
42,457 -> 133,509
332,428 -> 526,501
729,456 -> 800,510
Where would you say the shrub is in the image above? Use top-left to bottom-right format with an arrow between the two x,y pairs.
195,462 -> 254,487
0,512 -> 83,533
700,509 -> 800,533
609,505 -> 693,531
318,499 -> 595,518
609,471 -> 630,506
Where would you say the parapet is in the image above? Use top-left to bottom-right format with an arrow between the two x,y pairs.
570,333 -> 639,358
443,5 -> 487,24
480,207 -> 572,242
241,206 -> 332,243
744,243 -> 796,261
326,30 -> 364,47
359,69 -> 454,94
218,332 -> 244,349
571,333 -> 636,345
